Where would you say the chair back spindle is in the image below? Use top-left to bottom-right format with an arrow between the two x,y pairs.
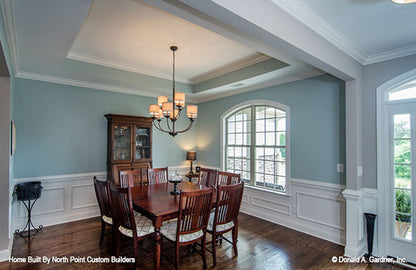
177,189 -> 213,241
215,182 -> 244,227
147,167 -> 168,185
119,169 -> 142,187
198,168 -> 218,188
217,171 -> 241,186
109,184 -> 135,235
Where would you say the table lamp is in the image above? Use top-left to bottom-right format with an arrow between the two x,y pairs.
186,151 -> 196,174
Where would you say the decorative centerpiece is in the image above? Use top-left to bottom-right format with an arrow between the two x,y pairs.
168,170 -> 183,195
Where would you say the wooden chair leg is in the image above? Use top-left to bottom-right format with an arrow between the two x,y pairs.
175,245 -> 180,270
99,222 -> 106,246
202,236 -> 207,269
133,239 -> 139,269
232,227 -> 238,256
212,232 -> 217,266
115,231 -> 121,257
111,226 -> 117,253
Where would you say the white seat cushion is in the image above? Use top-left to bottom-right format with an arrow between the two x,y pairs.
160,221 -> 203,243
207,212 -> 234,232
119,212 -> 154,238
102,215 -> 113,225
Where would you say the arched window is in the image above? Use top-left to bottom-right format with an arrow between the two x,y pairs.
222,101 -> 290,193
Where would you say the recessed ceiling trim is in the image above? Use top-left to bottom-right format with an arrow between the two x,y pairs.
364,44 -> 416,65
15,70 -> 198,102
188,53 -> 269,84
194,69 -> 324,103
67,51 -> 190,84
0,0 -> 19,75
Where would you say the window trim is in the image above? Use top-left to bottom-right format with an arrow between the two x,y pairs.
220,100 -> 291,195
376,68 -> 416,257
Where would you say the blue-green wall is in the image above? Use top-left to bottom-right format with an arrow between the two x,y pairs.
13,78 -> 197,178
13,74 -> 345,185
196,74 -> 346,185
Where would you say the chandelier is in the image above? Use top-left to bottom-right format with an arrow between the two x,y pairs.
149,46 -> 197,137
392,0 -> 416,3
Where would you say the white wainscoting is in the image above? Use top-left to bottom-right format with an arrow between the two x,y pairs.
11,169 -> 348,250
241,178 -> 346,245
11,166 -> 190,235
11,172 -> 106,236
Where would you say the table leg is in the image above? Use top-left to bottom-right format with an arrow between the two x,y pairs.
154,226 -> 161,270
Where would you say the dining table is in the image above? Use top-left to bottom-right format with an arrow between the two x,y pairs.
131,181 -> 216,270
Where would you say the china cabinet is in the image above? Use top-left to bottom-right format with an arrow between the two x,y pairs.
105,114 -> 152,183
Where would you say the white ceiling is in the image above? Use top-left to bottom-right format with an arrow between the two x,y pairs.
2,0 -> 416,102
69,0 -> 259,84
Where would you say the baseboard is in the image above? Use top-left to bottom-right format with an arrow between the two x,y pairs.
0,248 -> 9,262
344,242 -> 366,258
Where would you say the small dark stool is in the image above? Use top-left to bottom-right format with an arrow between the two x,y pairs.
14,181 -> 43,238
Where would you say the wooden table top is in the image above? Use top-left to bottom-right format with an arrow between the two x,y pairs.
131,182 -> 214,224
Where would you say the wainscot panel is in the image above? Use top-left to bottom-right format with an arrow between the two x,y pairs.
241,178 -> 346,245
11,172 -> 105,234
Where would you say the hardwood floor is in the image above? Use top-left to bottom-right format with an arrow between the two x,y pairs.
0,213 -> 404,269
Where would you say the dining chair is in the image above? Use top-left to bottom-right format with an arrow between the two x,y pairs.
207,182 -> 244,265
147,167 -> 168,185
198,168 -> 218,188
160,188 -> 213,270
109,183 -> 155,264
217,171 -> 241,186
119,169 -> 142,187
93,176 -> 113,246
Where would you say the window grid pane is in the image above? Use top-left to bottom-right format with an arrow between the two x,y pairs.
226,105 -> 287,192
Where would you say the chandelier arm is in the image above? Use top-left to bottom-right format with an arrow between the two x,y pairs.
176,107 -> 182,119
152,120 -> 165,132
175,119 -> 195,134
166,117 -> 174,133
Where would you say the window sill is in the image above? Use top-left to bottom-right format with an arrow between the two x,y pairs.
243,184 -> 291,197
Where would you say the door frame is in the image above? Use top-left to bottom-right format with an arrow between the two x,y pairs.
376,68 -> 416,257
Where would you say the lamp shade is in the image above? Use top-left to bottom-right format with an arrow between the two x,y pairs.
174,92 -> 185,107
149,104 -> 159,116
186,151 -> 196,161
187,105 -> 198,118
158,96 -> 168,107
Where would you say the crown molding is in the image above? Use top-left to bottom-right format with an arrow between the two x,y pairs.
67,51 -> 189,84
364,44 -> 416,65
15,70 -> 199,103
270,0 -> 416,65
0,0 -> 19,75
194,69 -> 324,103
269,0 -> 368,65
188,53 -> 270,84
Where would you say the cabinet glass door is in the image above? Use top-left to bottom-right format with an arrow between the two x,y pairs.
113,124 -> 131,161
134,126 -> 150,160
